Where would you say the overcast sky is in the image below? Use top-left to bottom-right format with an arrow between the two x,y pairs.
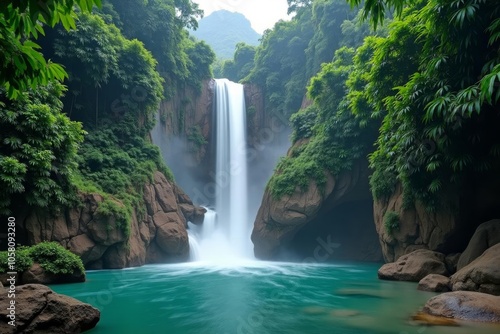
192,0 -> 290,34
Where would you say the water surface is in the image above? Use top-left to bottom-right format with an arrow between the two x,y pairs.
51,261 -> 498,334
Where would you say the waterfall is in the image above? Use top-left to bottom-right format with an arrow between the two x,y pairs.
214,79 -> 250,258
188,79 -> 252,262
153,77 -> 280,262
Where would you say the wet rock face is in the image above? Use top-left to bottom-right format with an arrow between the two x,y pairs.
0,284 -> 100,333
378,249 -> 449,282
451,243 -> 500,296
18,171 -> 204,269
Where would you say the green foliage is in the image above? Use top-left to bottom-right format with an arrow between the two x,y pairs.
268,45 -> 377,198
187,126 -> 208,149
290,105 -> 319,142
0,247 -> 33,273
383,211 -> 400,235
246,0 -> 363,119
0,242 -> 84,275
221,43 -> 256,82
368,0 -> 500,208
0,0 -> 101,98
96,196 -> 132,236
52,11 -> 163,130
27,242 -> 85,275
0,83 -> 84,215
105,0 -> 207,97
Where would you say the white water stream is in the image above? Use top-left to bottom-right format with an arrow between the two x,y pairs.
188,79 -> 253,262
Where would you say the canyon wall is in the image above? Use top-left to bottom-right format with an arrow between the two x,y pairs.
17,171 -> 205,269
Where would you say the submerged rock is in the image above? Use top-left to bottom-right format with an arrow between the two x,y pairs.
451,243 -> 500,295
417,274 -> 450,292
420,291 -> 500,323
335,288 -> 391,299
378,249 -> 448,282
0,284 -> 100,333
411,312 -> 459,326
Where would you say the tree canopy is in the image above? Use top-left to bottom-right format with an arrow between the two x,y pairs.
0,0 -> 102,98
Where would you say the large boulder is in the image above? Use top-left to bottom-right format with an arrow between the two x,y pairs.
0,284 -> 100,333
419,291 -> 500,323
451,243 -> 500,295
457,219 -> 500,270
378,249 -> 448,282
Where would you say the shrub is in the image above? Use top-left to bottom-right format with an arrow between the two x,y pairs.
28,242 -> 85,275
0,242 -> 84,275
0,247 -> 33,273
384,211 -> 400,235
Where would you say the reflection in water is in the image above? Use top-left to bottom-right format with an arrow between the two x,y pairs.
51,262 -> 499,334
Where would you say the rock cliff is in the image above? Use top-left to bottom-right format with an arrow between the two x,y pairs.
374,175 -> 500,262
251,159 -> 383,262
17,171 -> 205,269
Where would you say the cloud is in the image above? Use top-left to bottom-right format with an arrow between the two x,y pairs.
193,0 -> 290,34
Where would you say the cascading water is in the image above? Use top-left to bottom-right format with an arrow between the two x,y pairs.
188,79 -> 253,262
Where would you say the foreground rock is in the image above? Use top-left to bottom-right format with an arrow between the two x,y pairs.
419,291 -> 500,323
451,243 -> 500,295
378,249 -> 448,282
0,284 -> 100,333
457,219 -> 500,270
418,274 -> 450,292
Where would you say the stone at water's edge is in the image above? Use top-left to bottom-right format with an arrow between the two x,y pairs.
378,249 -> 449,282
417,274 -> 450,292
420,291 -> 500,323
0,284 -> 100,333
451,243 -> 500,295
457,219 -> 500,270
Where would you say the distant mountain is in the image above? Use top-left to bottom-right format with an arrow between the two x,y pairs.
190,10 -> 261,60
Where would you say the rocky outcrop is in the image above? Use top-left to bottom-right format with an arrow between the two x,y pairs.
374,184 -> 461,263
18,171 -> 205,269
374,173 -> 500,263
451,243 -> 500,295
21,263 -> 85,285
418,291 -> 500,323
251,174 -> 336,259
0,284 -> 100,333
378,249 -> 448,282
252,159 -> 382,261
457,219 -> 500,270
417,274 -> 451,292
